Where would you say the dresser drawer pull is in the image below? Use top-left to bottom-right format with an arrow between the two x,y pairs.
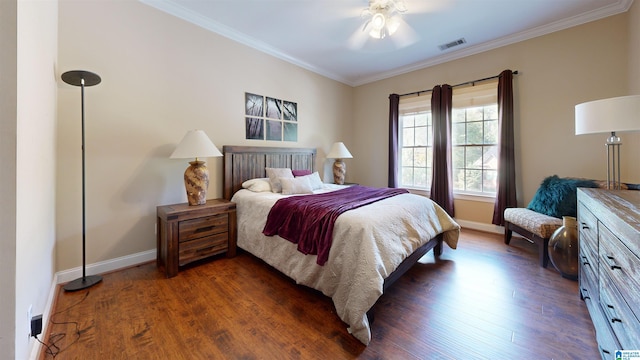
605,304 -> 622,323
580,222 -> 590,230
605,255 -> 622,270
195,226 -> 215,233
580,255 -> 590,266
580,287 -> 590,300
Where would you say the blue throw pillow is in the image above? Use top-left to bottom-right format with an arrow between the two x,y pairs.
527,175 -> 599,218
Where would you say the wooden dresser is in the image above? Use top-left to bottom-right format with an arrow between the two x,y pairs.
577,188 -> 640,359
157,199 -> 237,278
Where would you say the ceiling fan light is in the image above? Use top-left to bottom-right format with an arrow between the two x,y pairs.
371,12 -> 386,30
387,16 -> 400,35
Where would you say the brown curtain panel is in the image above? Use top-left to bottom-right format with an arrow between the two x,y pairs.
388,93 -> 400,188
492,70 -> 517,225
430,85 -> 455,216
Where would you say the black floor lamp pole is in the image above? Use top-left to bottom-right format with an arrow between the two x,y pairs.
61,70 -> 103,292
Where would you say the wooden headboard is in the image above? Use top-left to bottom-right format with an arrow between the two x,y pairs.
222,145 -> 317,200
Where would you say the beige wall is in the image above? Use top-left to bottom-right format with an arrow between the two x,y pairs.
352,14 -> 635,225
630,0 -> 640,93
0,0 -> 17,357
56,1 -> 353,271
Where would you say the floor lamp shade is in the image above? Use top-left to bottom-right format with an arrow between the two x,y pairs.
575,95 -> 640,189
170,130 -> 222,205
326,142 -> 353,185
61,70 -> 103,292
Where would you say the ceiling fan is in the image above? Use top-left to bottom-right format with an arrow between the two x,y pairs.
348,0 -> 419,50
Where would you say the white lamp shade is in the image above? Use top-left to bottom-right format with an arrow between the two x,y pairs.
575,95 -> 640,135
326,142 -> 353,159
170,129 -> 222,159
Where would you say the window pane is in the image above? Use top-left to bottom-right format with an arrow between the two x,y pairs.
483,146 -> 498,170
402,115 -> 415,128
401,167 -> 414,186
484,104 -> 498,120
453,168 -> 465,190
484,119 -> 498,144
414,167 -> 428,187
467,122 -> 483,144
466,146 -> 482,169
452,123 -> 465,145
483,169 -> 497,193
465,169 -> 482,192
452,146 -> 464,170
402,148 -> 414,166
415,113 -> 428,126
415,126 -> 428,146
467,107 -> 483,121
414,147 -> 427,167
452,109 -> 465,123
426,147 -> 433,168
403,128 -> 414,146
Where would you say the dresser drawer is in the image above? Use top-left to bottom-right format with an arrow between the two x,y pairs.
179,213 -> 229,242
599,269 -> 640,350
179,232 -> 229,266
579,248 -> 598,303
598,224 -> 640,320
578,202 -> 598,249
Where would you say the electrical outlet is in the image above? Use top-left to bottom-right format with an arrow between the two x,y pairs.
27,304 -> 32,337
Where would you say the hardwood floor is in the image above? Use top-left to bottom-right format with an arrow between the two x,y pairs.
39,229 -> 599,359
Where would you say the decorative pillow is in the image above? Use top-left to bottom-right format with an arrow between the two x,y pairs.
292,169 -> 312,177
527,175 -> 599,218
280,176 -> 313,195
296,171 -> 323,190
241,178 -> 272,192
265,168 -> 294,193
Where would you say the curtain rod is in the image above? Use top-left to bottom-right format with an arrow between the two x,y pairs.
398,70 -> 519,98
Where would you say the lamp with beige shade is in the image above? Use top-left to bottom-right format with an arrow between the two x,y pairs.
326,142 -> 353,185
170,130 -> 222,205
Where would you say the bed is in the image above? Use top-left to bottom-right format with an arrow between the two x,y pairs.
222,145 -> 460,345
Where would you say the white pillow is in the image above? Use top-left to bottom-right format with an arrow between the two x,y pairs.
297,171 -> 323,190
241,178 -> 272,192
280,176 -> 313,195
265,168 -> 294,193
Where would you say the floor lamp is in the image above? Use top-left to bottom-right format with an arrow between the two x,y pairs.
575,95 -> 640,190
61,70 -> 103,291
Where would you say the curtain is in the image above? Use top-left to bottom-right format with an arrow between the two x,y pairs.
492,70 -> 517,225
388,93 -> 400,188
430,85 -> 455,216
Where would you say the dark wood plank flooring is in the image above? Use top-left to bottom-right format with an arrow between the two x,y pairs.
40,229 -> 598,359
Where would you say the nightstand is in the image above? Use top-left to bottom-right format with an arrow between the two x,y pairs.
156,198 -> 236,278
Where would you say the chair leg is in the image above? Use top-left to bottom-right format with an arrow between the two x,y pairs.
540,237 -> 549,268
504,222 -> 513,245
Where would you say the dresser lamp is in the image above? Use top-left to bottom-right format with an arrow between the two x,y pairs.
575,95 -> 640,190
326,142 -> 353,185
170,130 -> 222,205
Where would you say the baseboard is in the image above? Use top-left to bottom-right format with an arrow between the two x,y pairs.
55,249 -> 156,284
455,219 -> 504,234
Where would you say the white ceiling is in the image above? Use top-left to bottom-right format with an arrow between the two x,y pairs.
141,0 -> 633,86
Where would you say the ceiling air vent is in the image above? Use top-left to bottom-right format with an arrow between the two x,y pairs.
438,38 -> 467,51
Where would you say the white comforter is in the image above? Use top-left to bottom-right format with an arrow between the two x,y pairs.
231,186 -> 460,345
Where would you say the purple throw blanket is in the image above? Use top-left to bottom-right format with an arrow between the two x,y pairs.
262,185 -> 409,265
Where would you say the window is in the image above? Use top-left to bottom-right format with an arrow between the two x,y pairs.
398,81 -> 498,197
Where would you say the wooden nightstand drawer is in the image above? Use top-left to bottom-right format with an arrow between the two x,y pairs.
179,232 -> 229,266
179,213 -> 228,242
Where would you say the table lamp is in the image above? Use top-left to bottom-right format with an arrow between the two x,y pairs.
170,130 -> 222,205
326,142 -> 353,185
575,95 -> 640,189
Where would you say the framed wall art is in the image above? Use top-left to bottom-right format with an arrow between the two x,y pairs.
245,92 -> 297,142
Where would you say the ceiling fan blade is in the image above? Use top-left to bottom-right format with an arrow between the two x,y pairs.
390,18 -> 419,48
347,26 -> 370,50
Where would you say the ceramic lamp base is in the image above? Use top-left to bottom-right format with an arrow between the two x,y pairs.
184,160 -> 209,205
333,159 -> 346,185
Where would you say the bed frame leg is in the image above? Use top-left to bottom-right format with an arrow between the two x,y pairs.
434,241 -> 443,257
